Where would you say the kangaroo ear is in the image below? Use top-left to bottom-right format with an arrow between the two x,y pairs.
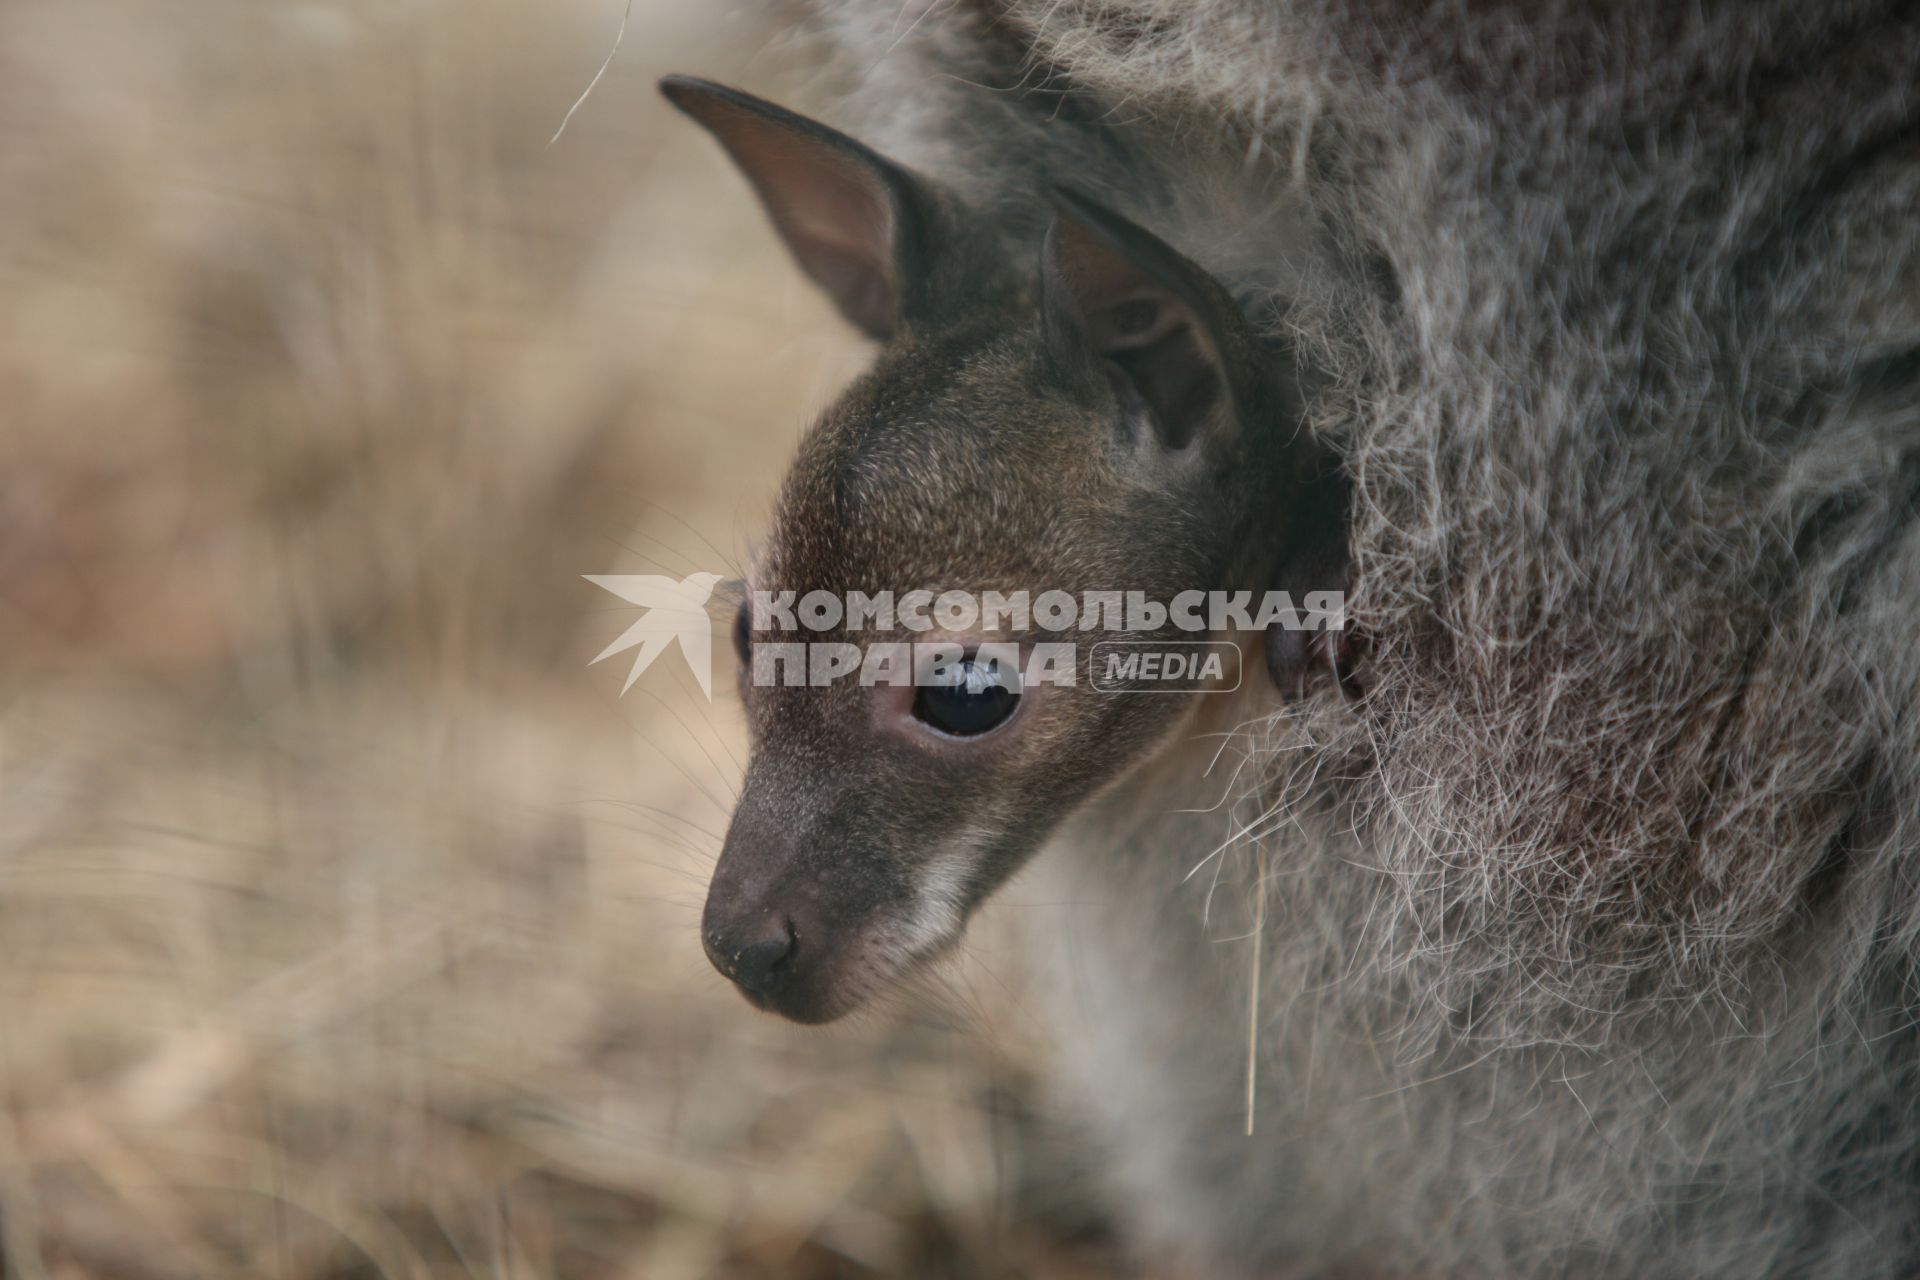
1041,188 -> 1258,452
661,76 -> 935,341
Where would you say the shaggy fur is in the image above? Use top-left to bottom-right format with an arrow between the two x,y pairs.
792,1 -> 1920,1275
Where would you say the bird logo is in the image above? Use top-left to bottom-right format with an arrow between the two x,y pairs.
584,571 -> 723,698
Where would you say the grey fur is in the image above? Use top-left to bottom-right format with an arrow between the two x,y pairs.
743,1 -> 1920,1274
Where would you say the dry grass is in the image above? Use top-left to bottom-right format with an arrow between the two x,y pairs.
0,3 -> 1135,1275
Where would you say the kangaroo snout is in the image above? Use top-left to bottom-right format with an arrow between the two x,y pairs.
701,911 -> 796,1004
700,866 -> 836,1020
701,820 -> 889,1024
703,759 -> 999,1024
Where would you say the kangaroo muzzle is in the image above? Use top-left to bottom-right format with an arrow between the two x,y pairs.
701,847 -> 845,1023
701,787 -> 921,1025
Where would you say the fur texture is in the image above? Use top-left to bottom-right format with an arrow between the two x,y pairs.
800,1 -> 1920,1275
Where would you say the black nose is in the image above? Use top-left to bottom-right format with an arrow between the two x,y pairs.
706,918 -> 795,1000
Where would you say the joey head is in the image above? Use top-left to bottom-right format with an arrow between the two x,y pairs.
660,77 -> 1355,1023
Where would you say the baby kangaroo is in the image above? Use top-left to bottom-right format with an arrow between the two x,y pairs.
660,77 -> 1351,1026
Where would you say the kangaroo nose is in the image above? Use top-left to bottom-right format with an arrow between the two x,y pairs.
706,918 -> 795,1000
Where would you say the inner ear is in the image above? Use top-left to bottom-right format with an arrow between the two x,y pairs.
1100,304 -> 1224,451
739,142 -> 902,335
1042,190 -> 1250,453
661,76 -> 932,340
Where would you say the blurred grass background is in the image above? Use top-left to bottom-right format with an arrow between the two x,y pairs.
0,2 -> 1134,1274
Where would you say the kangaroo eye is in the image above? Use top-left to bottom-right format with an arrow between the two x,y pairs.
913,654 -> 1021,737
732,600 -> 751,664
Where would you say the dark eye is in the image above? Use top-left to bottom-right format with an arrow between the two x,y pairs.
913,653 -> 1021,737
732,600 -> 751,664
